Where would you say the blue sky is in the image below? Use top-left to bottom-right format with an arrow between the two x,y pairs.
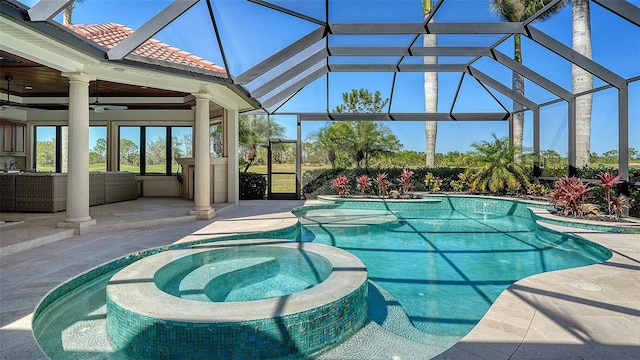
21,0 -> 640,155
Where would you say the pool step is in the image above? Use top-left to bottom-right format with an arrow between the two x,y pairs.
169,257 -> 277,301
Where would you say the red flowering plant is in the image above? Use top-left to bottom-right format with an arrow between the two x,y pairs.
549,176 -> 593,217
398,169 -> 414,197
331,175 -> 350,197
355,174 -> 372,197
375,172 -> 392,197
598,172 -> 628,218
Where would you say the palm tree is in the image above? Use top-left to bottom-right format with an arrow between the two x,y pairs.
423,0 -> 438,168
465,133 -> 531,193
573,0 -> 592,168
333,89 -> 402,168
490,0 -> 568,163
63,0 -> 85,25
238,114 -> 285,172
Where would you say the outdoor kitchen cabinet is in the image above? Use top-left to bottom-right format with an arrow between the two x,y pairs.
0,121 -> 26,155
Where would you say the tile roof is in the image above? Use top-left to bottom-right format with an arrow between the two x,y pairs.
66,23 -> 226,74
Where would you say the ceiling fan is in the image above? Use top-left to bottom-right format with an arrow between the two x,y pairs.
90,80 -> 128,113
0,75 -> 47,112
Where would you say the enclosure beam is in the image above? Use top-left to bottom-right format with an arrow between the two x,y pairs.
235,27 -> 326,84
250,48 -> 327,98
525,26 -> 626,89
299,112 -> 510,122
260,65 -> 328,109
592,0 -> 640,27
533,108 -> 541,180
427,22 -> 526,34
328,46 -> 491,57
329,22 -> 524,35
568,99 -> 577,177
467,67 -> 539,111
491,50 -> 573,101
27,0 -> 73,21
248,0 -> 327,27
107,0 -> 199,60
619,86 -> 629,182
329,64 -> 466,72
297,116 -> 302,199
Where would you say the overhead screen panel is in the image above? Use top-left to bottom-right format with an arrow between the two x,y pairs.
47,0 -> 169,29
453,75 -> 510,113
472,56 -> 560,105
327,72 -> 394,113
496,36 -> 573,91
209,0 -> 320,77
532,1 -> 640,80
244,39 -> 326,95
276,75 -> 328,113
49,0 -> 636,123
329,0 -> 423,23
133,0 -> 227,76
259,0 -> 327,21
434,0 -> 503,22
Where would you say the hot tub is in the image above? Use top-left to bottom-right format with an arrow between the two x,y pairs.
106,240 -> 368,359
155,245 -> 333,302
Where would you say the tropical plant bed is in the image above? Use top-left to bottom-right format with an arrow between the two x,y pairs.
546,209 -> 638,223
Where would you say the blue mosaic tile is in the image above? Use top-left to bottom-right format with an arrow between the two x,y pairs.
106,282 -> 368,359
534,215 -> 640,234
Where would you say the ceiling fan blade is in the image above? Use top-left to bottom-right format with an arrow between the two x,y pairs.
90,80 -> 128,112
89,104 -> 128,112
0,104 -> 47,112
102,104 -> 128,110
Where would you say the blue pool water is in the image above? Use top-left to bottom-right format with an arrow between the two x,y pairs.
296,201 -> 610,348
32,197 -> 611,359
156,246 -> 332,302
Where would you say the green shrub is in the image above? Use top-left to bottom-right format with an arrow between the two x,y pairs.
302,167 -> 466,197
301,166 -> 640,217
239,172 -> 267,200
301,168 -> 345,197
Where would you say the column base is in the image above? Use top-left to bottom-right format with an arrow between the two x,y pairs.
190,208 -> 215,220
58,218 -> 97,235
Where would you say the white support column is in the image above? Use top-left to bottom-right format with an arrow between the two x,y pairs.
58,72 -> 96,234
226,108 -> 239,206
190,93 -> 215,220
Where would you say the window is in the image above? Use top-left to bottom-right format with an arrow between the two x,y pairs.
172,126 -> 192,173
118,125 -> 192,175
35,126 -> 57,172
119,127 -> 141,173
145,127 -> 167,174
89,126 -> 107,172
34,125 -> 192,175
210,122 -> 223,157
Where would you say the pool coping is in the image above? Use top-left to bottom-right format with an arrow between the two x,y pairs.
107,240 -> 368,323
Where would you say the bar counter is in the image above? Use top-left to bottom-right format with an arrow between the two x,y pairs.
0,172 -> 138,213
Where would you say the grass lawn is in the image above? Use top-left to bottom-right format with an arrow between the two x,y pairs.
246,163 -> 329,193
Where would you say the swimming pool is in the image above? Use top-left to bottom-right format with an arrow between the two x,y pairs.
32,196 -> 611,359
295,196 -> 611,349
